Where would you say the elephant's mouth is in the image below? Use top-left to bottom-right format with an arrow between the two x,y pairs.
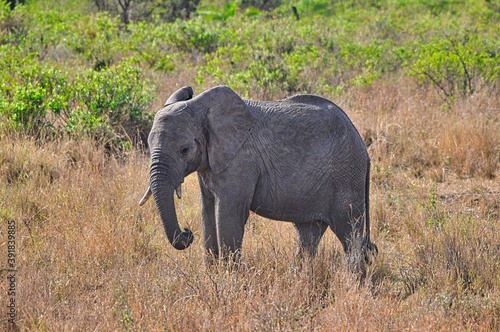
139,184 -> 183,206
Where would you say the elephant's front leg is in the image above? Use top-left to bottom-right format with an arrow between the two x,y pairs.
199,177 -> 218,263
214,193 -> 251,263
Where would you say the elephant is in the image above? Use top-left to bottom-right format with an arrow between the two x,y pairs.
139,85 -> 377,270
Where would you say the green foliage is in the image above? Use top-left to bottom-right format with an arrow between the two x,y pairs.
0,43 -> 154,145
198,1 -> 262,21
407,32 -> 499,104
239,0 -> 280,11
168,17 -> 221,53
0,46 -> 71,134
1,0 -> 11,15
195,15 -> 403,97
424,183 -> 445,229
198,1 -> 240,21
94,0 -> 201,24
291,0 -> 335,16
0,0 -> 499,142
4,0 -> 25,11
69,60 -> 154,140
197,28 -> 313,97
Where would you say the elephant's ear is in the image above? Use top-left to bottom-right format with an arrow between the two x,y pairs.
165,86 -> 194,106
202,86 -> 254,174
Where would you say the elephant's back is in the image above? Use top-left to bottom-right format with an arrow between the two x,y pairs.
281,94 -> 358,131
245,96 -> 368,173
281,94 -> 335,108
283,94 -> 365,152
247,96 -> 364,150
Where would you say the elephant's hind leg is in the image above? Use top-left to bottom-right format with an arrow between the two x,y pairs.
329,192 -> 369,274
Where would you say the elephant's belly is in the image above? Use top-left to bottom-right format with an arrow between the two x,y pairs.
248,166 -> 339,223
249,192 -> 330,223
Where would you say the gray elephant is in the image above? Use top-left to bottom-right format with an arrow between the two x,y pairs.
139,85 -> 377,269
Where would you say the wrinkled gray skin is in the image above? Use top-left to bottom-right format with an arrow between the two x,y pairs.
140,85 -> 377,269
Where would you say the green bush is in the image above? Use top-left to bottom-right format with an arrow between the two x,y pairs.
0,46 -> 71,134
168,17 -> 221,54
0,47 -> 154,146
407,32 -> 499,104
70,60 -> 154,142
195,14 -> 404,97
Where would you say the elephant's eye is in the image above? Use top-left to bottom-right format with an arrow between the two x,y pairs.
180,146 -> 190,156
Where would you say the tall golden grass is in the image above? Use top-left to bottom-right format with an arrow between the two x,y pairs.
1,78 -> 499,330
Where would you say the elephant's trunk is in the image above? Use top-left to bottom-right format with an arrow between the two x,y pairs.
149,153 -> 193,250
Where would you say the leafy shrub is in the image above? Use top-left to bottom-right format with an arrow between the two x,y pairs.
197,1 -> 264,21
0,46 -> 71,135
70,60 -> 154,145
94,0 -> 201,24
0,49 -> 154,147
198,1 -> 241,21
167,17 -> 221,54
289,0 -> 335,16
407,32 -> 499,104
195,14 -> 403,97
239,0 -> 281,11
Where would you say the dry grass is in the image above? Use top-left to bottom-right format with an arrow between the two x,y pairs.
1,77 -> 499,331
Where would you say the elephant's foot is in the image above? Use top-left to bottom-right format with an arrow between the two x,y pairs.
204,248 -> 242,272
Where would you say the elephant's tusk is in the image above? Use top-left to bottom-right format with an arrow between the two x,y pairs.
139,186 -> 152,206
175,186 -> 182,199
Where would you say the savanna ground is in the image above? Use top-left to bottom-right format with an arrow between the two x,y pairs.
1,0 -> 499,330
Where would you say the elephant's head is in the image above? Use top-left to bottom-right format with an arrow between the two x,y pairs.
139,86 -> 254,250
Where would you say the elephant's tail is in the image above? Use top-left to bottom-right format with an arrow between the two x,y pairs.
364,159 -> 371,241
